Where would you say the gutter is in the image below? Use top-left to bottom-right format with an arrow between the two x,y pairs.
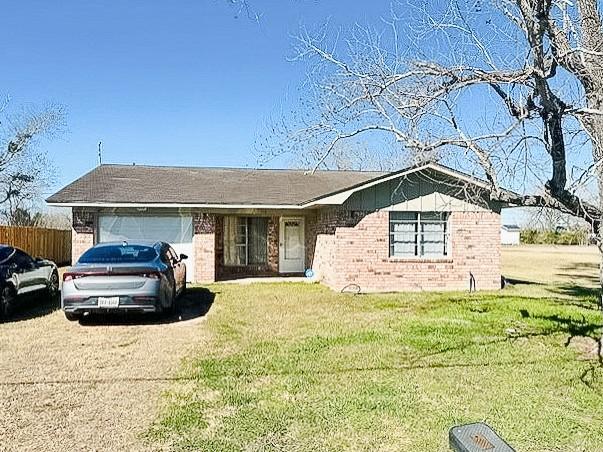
45,202 -> 308,209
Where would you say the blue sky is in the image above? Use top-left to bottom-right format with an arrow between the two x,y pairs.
1,0 -> 530,223
1,0 -> 398,195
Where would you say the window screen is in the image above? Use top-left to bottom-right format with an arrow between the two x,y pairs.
390,212 -> 449,258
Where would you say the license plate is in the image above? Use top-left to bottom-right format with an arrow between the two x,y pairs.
98,297 -> 120,308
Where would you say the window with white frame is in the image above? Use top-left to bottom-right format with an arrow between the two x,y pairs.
224,216 -> 268,266
389,212 -> 449,258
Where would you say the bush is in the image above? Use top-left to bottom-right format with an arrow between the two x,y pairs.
520,228 -> 589,245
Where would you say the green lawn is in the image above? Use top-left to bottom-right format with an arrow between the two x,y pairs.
149,248 -> 603,451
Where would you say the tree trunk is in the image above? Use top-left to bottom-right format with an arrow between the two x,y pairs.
584,94 -> 603,269
584,89 -> 603,332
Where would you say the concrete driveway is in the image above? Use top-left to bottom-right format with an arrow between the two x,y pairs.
0,288 -> 213,451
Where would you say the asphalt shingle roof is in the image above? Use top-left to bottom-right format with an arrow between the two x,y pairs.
46,164 -> 387,206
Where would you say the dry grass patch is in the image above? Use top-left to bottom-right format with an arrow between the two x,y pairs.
0,288 -> 212,452
502,244 -> 599,287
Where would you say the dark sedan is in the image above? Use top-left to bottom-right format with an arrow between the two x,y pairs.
61,241 -> 187,321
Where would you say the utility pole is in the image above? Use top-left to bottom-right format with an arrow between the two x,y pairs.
98,141 -> 102,166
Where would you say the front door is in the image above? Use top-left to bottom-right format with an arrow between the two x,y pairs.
279,217 -> 305,273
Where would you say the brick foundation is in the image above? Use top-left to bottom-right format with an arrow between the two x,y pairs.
309,209 -> 500,292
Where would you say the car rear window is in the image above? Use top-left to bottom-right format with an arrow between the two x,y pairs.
78,245 -> 158,264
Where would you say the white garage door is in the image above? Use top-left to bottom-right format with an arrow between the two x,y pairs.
98,215 -> 195,282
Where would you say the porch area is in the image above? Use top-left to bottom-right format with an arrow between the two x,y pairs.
220,275 -> 314,284
213,214 -> 311,281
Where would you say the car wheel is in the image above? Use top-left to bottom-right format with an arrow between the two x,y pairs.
0,285 -> 16,320
64,312 -> 81,322
47,270 -> 60,301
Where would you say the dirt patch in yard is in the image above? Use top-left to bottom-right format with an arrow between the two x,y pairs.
0,287 -> 214,452
568,336 -> 602,361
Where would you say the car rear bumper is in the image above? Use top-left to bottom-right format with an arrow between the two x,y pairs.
62,277 -> 163,314
63,305 -> 159,314
63,295 -> 161,313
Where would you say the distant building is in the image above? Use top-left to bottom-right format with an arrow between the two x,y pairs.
501,224 -> 521,245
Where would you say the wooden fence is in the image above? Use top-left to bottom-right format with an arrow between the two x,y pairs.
0,226 -> 72,265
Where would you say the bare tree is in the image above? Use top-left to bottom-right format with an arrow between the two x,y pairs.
222,0 -> 261,21
526,207 -> 588,231
0,102 -> 65,225
35,209 -> 72,230
261,0 -> 603,237
7,207 -> 71,229
293,138 -> 412,171
8,207 -> 43,227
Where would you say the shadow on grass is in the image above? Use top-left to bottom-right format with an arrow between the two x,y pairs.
502,277 -> 543,286
554,261 -> 600,285
79,287 -> 215,326
546,284 -> 601,311
580,365 -> 603,394
549,284 -> 600,298
517,307 -> 603,393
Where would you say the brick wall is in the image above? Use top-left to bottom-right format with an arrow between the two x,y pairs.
193,213 -> 216,283
267,216 -> 279,273
305,214 -> 317,270
310,208 -> 500,292
72,208 -> 95,264
69,207 -> 500,291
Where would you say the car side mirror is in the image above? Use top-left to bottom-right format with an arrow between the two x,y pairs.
179,253 -> 188,261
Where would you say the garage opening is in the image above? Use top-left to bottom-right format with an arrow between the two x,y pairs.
98,215 -> 194,282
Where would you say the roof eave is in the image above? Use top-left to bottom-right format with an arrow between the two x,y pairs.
46,162 -> 519,209
45,201 -> 307,209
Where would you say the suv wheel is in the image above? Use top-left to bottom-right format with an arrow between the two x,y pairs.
0,285 -> 16,320
168,286 -> 177,316
47,270 -> 59,301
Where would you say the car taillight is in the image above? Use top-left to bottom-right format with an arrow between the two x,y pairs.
141,272 -> 161,279
63,272 -> 85,282
132,296 -> 158,302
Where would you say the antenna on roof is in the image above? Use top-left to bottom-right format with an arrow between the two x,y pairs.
98,141 -> 103,166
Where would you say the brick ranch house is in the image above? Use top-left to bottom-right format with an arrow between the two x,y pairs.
47,162 -> 510,292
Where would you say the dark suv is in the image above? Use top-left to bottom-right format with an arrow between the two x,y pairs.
0,245 -> 59,319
